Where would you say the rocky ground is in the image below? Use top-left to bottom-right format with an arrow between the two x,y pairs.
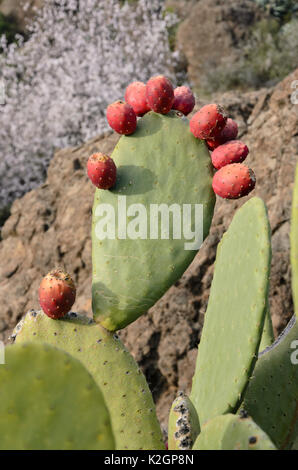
0,68 -> 297,429
175,0 -> 266,89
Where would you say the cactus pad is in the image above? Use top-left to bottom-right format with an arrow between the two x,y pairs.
13,310 -> 164,450
168,392 -> 200,450
0,343 -> 114,450
190,197 -> 271,425
243,315 -> 298,450
92,110 -> 215,331
259,308 -> 274,353
193,414 -> 276,450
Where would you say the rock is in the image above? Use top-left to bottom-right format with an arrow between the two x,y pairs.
165,0 -> 197,20
0,0 -> 43,30
176,0 -> 265,89
0,70 -> 297,430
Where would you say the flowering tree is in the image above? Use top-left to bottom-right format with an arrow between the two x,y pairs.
0,0 -> 179,209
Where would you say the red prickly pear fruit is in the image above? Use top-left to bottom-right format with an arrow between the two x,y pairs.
172,86 -> 195,116
212,163 -> 256,199
211,140 -> 249,170
106,100 -> 137,135
146,75 -> 175,114
207,118 -> 238,150
220,118 -> 238,142
190,103 -> 227,140
124,81 -> 150,117
87,153 -> 117,190
39,268 -> 76,319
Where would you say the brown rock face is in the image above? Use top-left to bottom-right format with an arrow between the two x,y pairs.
0,0 -> 44,30
177,0 -> 265,88
0,70 -> 297,430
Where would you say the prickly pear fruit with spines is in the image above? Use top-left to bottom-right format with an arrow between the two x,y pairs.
13,310 -> 165,450
0,342 -> 115,450
125,81 -> 150,117
212,163 -> 256,199
38,268 -> 76,319
190,104 -> 227,140
87,153 -> 117,190
211,140 -> 249,170
207,118 -> 238,150
146,75 -> 174,114
193,414 -> 276,450
190,198 -> 271,425
106,100 -> 137,135
91,111 -> 215,331
168,392 -> 200,450
172,86 -> 195,116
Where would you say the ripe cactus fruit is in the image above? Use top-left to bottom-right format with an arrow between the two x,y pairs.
124,81 -> 150,117
193,414 -> 276,450
211,140 -> 249,170
172,86 -> 195,116
190,198 -> 271,425
212,163 -> 256,199
13,310 -> 165,451
106,101 -> 137,135
38,268 -> 76,319
168,392 -> 200,450
146,75 -> 174,114
0,343 -> 115,450
190,104 -> 227,140
87,153 -> 117,190
207,118 -> 238,150
92,111 -> 215,331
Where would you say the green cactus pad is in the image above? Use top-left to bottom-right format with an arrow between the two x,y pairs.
190,197 -> 271,425
259,308 -> 274,353
13,310 -> 164,450
92,111 -> 215,331
290,163 -> 298,316
193,414 -> 276,450
0,342 -> 114,450
243,315 -> 298,450
168,392 -> 200,450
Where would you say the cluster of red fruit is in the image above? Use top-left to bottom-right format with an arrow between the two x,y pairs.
39,78 -> 256,320
190,104 -> 255,199
86,76 -> 195,192
106,76 -> 195,135
87,75 -> 255,200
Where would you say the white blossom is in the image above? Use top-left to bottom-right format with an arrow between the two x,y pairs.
0,0 -> 178,208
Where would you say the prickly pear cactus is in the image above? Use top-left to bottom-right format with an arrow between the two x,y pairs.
0,342 -> 115,450
190,197 -> 271,425
13,310 -> 164,450
259,308 -> 275,353
243,315 -> 298,450
92,110 -> 215,331
168,392 -> 200,450
193,414 -> 276,450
